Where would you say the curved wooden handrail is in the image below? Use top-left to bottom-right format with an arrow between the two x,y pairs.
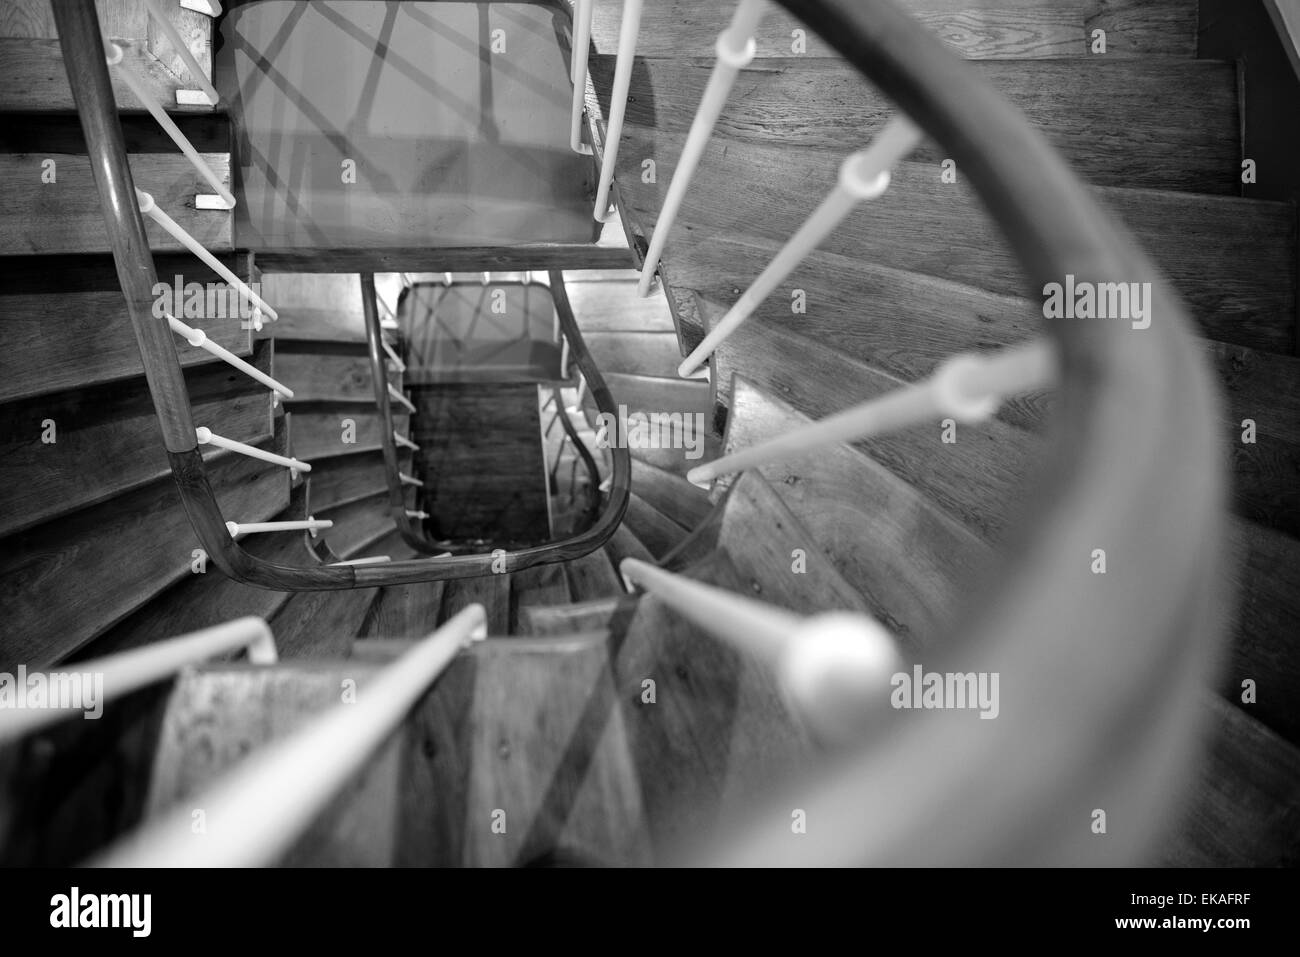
547,380 -> 603,531
56,0 -> 631,592
684,0 -> 1229,866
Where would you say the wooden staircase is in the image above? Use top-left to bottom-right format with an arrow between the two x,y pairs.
1,0 -> 1297,868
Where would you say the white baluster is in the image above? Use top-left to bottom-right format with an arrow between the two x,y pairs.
592,0 -> 644,221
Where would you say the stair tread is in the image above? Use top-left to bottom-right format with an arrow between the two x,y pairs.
0,436 -> 291,668
624,491 -> 690,560
565,279 -> 677,334
509,562 -> 571,633
632,453 -> 723,529
616,133 -> 1296,353
0,153 -> 233,256
593,55 -> 1238,194
291,406 -> 410,461
0,253 -> 255,404
439,572 -> 511,635
519,594 -> 639,637
306,450 -> 411,514
73,493 -> 401,663
722,378 -> 989,646
565,548 -> 625,602
589,0 -> 1198,59
0,343 -> 274,538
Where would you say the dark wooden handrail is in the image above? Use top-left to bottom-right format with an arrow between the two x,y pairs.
685,0 -> 1229,867
56,0 -> 630,591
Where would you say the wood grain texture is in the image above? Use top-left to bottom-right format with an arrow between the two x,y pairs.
716,471 -> 874,617
260,273 -> 367,343
357,581 -> 448,639
589,0 -> 1198,59
603,523 -> 655,571
0,440 -> 290,669
713,320 -> 1040,542
623,491 -> 688,559
583,331 -> 693,376
276,348 -> 398,404
145,663 -> 403,866
447,635 -> 650,866
290,406 -> 409,460
71,492 -> 404,663
440,572 -> 511,636
593,55 -> 1238,194
0,37 -> 214,112
1157,696 -> 1300,866
306,451 -> 408,513
564,548 -> 624,602
615,134 -> 1297,353
411,384 -> 550,544
630,456 -> 715,529
0,252 -> 254,403
564,279 -> 677,334
267,586 -> 383,659
509,562 -> 571,633
610,549 -> 811,861
722,377 -> 990,646
0,153 -> 233,255
0,341 -> 274,538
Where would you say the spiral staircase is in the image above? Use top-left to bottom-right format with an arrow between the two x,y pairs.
0,0 -> 1297,867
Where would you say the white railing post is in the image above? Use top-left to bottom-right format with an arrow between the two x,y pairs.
393,432 -> 420,452
225,518 -> 333,538
387,383 -> 417,414
141,0 -> 220,105
136,190 -> 279,320
196,427 -> 310,473
620,559 -> 901,741
167,315 -> 294,398
636,0 -> 768,297
677,115 -> 923,377
105,42 -> 235,207
0,617 -> 276,745
687,341 -> 1057,486
592,0 -> 644,221
89,606 -> 487,867
569,0 -> 595,154
399,472 -> 425,488
381,337 -> 406,373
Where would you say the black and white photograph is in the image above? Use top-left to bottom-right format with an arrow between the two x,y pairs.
0,0 -> 1295,929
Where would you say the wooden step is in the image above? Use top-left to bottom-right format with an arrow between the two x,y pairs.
259,273 -> 368,344
721,377 -> 990,646
565,279 -> 677,334
519,595 -> 638,637
715,471 -> 874,618
291,405 -> 409,461
604,523 -> 656,571
509,562 -> 570,633
439,572 -> 511,635
1157,696 -> 1300,866
580,371 -> 721,476
584,331 -> 701,378
0,153 -> 233,256
714,322 -> 1038,541
609,548 -> 811,860
267,586 -> 383,660
73,492 -> 403,663
276,346 -> 398,404
630,457 -> 714,529
624,492 -> 689,559
305,451 -> 408,513
590,0 -> 1198,59
595,56 -> 1238,194
357,580 -> 448,640
0,0 -> 217,112
615,133 -> 1297,354
1208,342 -> 1300,539
0,342 -> 274,539
144,660 -> 406,866
565,548 -> 625,602
0,437 -> 291,669
0,253 -> 255,404
1226,519 -> 1300,746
